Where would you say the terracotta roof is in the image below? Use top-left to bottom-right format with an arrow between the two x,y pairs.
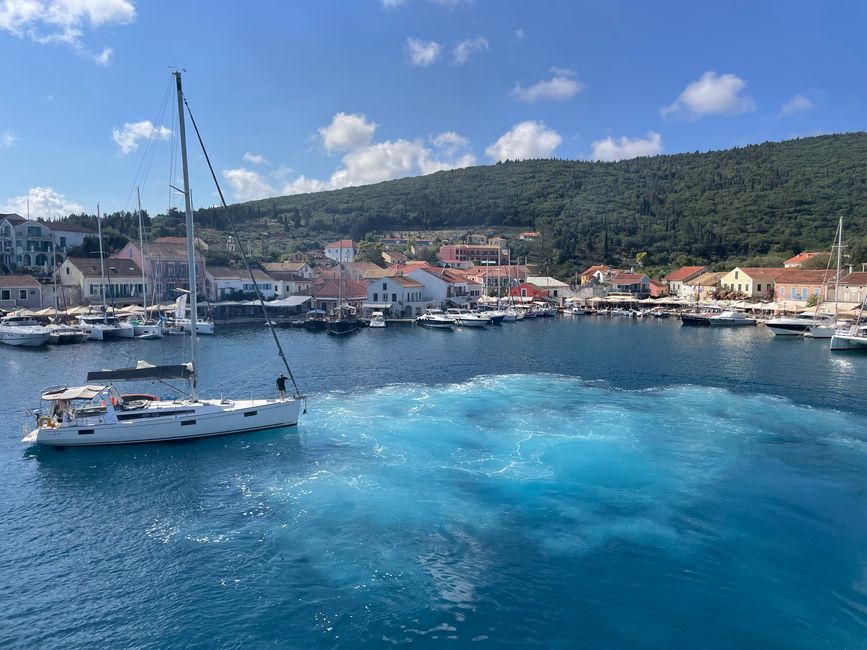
775,270 -> 835,284
841,272 -> 867,285
737,267 -> 786,282
649,279 -> 666,287
66,257 -> 143,279
580,264 -> 609,278
42,221 -> 95,234
360,267 -> 395,279
388,275 -> 424,288
265,270 -> 309,282
346,262 -> 382,273
662,266 -> 705,282
0,274 -> 41,288
784,252 -> 824,266
325,239 -> 355,249
612,273 -> 648,283
388,261 -> 432,273
145,242 -> 188,258
207,266 -> 272,281
312,277 -> 368,300
686,271 -> 725,286
264,261 -> 307,272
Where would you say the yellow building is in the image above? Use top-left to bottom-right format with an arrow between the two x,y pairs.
718,267 -> 785,299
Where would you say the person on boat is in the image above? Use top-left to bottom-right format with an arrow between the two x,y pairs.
276,374 -> 287,399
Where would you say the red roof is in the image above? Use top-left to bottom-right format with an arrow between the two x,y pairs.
737,267 -> 786,282
580,264 -> 609,278
841,272 -> 867,285
775,270 -> 834,284
784,252 -> 824,266
312,277 -> 368,300
662,266 -> 705,282
612,273 -> 647,284
42,221 -> 95,234
326,239 -> 354,249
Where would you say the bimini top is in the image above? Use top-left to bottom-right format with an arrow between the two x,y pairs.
41,385 -> 109,401
86,361 -> 194,382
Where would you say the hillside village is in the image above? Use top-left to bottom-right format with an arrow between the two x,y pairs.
1,211 -> 864,319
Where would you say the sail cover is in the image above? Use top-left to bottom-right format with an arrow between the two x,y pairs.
87,361 -> 193,382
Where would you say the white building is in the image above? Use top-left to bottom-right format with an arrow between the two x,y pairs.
407,267 -> 482,308
324,239 -> 355,263
0,214 -> 95,271
206,266 -> 276,301
365,275 -> 427,318
60,257 -> 148,306
525,276 -> 573,301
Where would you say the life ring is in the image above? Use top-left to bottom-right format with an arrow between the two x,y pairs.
37,416 -> 53,429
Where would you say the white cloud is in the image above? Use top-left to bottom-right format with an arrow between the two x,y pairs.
661,71 -> 755,120
1,130 -> 17,147
281,175 -> 328,195
406,37 -> 441,67
513,70 -> 584,103
590,131 -> 663,162
515,28 -> 524,41
485,121 -> 561,161
221,168 -> 276,202
453,35 -> 487,65
243,151 -> 268,164
380,0 -> 406,6
318,112 -> 377,153
2,186 -> 83,218
779,94 -> 814,117
111,120 -> 171,155
431,130 -> 470,154
0,0 -> 136,65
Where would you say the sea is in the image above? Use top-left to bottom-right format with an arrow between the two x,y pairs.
2,316 -> 867,649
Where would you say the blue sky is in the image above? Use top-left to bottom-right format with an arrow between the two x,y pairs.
0,0 -> 864,219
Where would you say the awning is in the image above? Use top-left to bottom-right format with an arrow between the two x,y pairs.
362,302 -> 393,309
87,361 -> 193,382
41,385 -> 108,401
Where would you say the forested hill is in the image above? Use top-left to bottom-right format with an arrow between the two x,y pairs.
197,132 -> 866,272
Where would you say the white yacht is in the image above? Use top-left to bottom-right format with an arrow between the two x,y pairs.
77,313 -> 135,340
416,309 -> 455,329
0,315 -> 50,347
830,323 -> 867,351
23,71 -> 301,447
767,312 -> 835,336
708,311 -> 756,326
164,294 -> 215,335
46,323 -> 88,345
446,308 -> 489,327
369,311 -> 386,328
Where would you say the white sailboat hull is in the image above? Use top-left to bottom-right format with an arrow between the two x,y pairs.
25,397 -> 301,446
830,334 -> 867,351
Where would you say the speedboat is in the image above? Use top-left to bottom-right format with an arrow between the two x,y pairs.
767,312 -> 834,336
46,323 -> 88,345
369,311 -> 386,328
479,309 -> 506,324
0,315 -> 50,347
128,318 -> 164,339
708,311 -> 756,326
416,309 -> 454,329
446,308 -> 488,327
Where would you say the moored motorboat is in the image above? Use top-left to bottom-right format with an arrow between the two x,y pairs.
369,311 -> 386,328
708,311 -> 756,326
416,309 -> 454,329
767,312 -> 834,336
0,315 -> 50,347
446,308 -> 488,327
46,323 -> 88,345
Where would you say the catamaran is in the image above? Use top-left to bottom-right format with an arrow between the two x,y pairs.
23,72 -> 302,446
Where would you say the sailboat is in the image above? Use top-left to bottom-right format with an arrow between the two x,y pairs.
327,244 -> 358,335
128,188 -> 163,339
23,72 -> 302,446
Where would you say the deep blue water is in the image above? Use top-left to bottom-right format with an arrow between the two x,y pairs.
2,317 -> 867,648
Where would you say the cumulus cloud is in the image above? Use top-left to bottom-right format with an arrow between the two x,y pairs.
1,130 -> 17,147
406,37 -> 441,67
485,121 -> 561,161
243,151 -> 268,164
221,168 -> 276,202
111,120 -> 171,155
380,0 -> 406,6
431,130 -> 470,154
2,186 -> 83,219
779,94 -> 814,117
590,131 -> 663,162
282,175 -> 328,195
513,69 -> 584,103
661,71 -> 755,120
0,0 -> 136,65
453,35 -> 488,64
318,112 -> 377,153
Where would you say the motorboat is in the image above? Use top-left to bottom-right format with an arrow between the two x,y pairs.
708,311 -> 756,326
767,312 -> 835,336
0,315 -> 50,347
302,309 -> 328,332
77,314 -> 135,340
416,309 -> 454,329
128,318 -> 164,339
46,323 -> 88,345
533,302 -> 557,317
446,308 -> 488,327
164,317 -> 215,335
328,304 -> 358,335
478,309 -> 505,324
369,311 -> 386,328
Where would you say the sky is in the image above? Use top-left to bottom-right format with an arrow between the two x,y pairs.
0,0 -> 864,220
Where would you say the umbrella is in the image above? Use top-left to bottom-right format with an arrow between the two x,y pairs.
66,306 -> 91,315
119,305 -> 145,314
9,308 -> 37,317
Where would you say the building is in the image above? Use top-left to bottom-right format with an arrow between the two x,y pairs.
773,270 -> 834,305
437,244 -> 509,268
610,273 -> 650,297
518,231 -> 541,240
649,279 -> 668,297
466,265 -> 528,293
264,270 -> 313,297
836,272 -> 867,304
579,264 -> 609,285
324,239 -> 355,263
683,271 -> 725,301
382,250 -> 407,265
309,277 -> 368,313
407,267 -> 483,307
263,261 -> 315,279
525,276 -> 571,301
365,275 -> 427,317
0,274 -> 45,310
115,238 -> 206,303
784,252 -> 825,268
60,256 -> 147,306
510,282 -> 549,300
719,267 -> 785,299
662,266 -> 706,298
206,266 -> 276,301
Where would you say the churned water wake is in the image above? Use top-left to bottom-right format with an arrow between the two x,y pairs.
5,373 -> 867,648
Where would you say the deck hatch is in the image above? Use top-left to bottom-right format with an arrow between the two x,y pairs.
244,410 -> 258,417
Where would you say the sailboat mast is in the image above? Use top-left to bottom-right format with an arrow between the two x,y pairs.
175,71 -> 199,400
96,204 -> 108,321
835,216 -> 843,321
136,187 -> 148,314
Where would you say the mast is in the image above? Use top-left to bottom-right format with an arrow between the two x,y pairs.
834,216 -> 843,321
96,204 -> 109,322
136,187 -> 148,315
175,70 -> 199,400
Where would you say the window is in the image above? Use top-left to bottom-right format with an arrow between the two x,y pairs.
757,284 -> 762,292
19,289 -> 27,300
734,271 -> 739,279
59,237 -> 66,247
382,282 -> 387,290
801,288 -> 807,300
791,287 -> 797,298
373,292 -> 378,302
392,293 -> 397,303
65,266 -> 70,275
1,289 -> 9,300
813,287 -> 820,296
737,283 -> 742,291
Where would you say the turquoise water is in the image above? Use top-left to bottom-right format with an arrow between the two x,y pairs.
2,318 -> 867,647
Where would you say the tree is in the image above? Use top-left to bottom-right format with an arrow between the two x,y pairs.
355,239 -> 386,266
799,253 -> 832,270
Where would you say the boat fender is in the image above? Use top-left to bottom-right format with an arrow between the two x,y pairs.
37,416 -> 53,429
